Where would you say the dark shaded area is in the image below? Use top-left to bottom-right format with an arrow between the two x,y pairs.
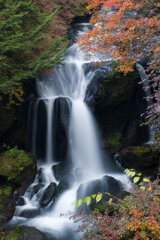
36,100 -> 47,159
53,97 -> 71,162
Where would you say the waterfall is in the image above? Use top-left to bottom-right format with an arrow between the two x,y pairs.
136,63 -> 155,144
10,24 -> 129,239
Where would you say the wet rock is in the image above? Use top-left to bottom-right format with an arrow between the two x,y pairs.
19,208 -> 40,218
30,183 -> 44,199
77,175 -> 122,210
0,226 -> 47,240
17,197 -> 25,206
57,173 -> 75,195
85,66 -> 108,106
52,162 -> 68,181
40,182 -> 57,207
20,226 -> 48,240
37,168 -> 44,183
53,97 -> 71,162
33,183 -> 44,194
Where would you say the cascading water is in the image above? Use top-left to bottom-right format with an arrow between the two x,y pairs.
136,63 -> 155,144
10,24 -> 129,239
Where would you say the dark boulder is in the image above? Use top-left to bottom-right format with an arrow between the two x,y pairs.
20,226 -> 48,240
17,197 -> 25,206
52,162 -> 68,181
19,208 -> 40,218
57,173 -> 75,195
30,183 -> 44,199
85,66 -> 108,106
0,226 -> 48,240
77,175 -> 122,210
40,182 -> 57,207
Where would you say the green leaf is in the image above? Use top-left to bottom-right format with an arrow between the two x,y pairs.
139,182 -> 143,185
76,199 -> 83,208
143,178 -> 150,183
133,176 -> 140,183
83,196 -> 91,206
96,193 -> 103,203
137,173 -> 142,176
91,194 -> 96,199
128,171 -> 136,177
124,169 -> 130,174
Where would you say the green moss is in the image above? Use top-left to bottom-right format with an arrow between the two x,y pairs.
0,185 -> 12,197
0,146 -> 35,184
0,227 -> 24,240
126,146 -> 159,168
106,132 -> 121,149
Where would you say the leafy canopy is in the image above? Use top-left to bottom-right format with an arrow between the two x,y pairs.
0,0 -> 68,94
77,0 -> 160,74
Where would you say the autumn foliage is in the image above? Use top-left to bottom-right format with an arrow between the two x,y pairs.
75,180 -> 160,240
77,0 -> 160,74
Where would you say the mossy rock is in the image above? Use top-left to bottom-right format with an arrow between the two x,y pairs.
0,227 -> 23,240
0,146 -> 36,184
120,146 -> 159,170
106,132 -> 122,151
0,226 -> 48,240
0,183 -> 15,229
94,63 -> 139,138
97,63 -> 138,109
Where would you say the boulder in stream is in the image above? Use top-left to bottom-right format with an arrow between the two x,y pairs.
40,182 -> 57,207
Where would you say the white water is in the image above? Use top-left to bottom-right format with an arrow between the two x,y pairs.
10,24 -> 130,239
136,63 -> 155,144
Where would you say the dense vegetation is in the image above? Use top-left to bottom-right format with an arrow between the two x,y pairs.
0,0 -> 70,100
74,171 -> 160,240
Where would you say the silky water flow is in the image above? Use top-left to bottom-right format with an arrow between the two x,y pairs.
10,24 -> 130,240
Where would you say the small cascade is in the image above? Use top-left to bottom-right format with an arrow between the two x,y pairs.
10,23 -> 130,239
136,63 -> 155,144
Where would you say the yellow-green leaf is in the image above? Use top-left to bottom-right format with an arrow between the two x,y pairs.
143,178 -> 150,183
83,196 -> 91,206
133,176 -> 140,183
140,186 -> 145,191
76,199 -> 83,208
109,198 -> 113,205
91,194 -> 96,199
96,193 -> 103,203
